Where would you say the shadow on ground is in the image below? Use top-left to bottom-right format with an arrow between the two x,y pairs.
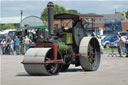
16,68 -> 84,76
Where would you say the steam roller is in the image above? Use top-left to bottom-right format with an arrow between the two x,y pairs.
22,2 -> 102,76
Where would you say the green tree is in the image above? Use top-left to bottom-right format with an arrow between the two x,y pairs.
0,25 -> 3,31
41,4 -> 72,21
0,24 -> 16,31
126,11 -> 128,19
68,9 -> 79,14
41,8 -> 48,21
54,4 -> 68,14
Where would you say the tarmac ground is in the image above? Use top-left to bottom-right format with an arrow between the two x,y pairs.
1,50 -> 128,85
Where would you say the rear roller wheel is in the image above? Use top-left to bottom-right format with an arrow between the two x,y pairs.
23,48 -> 61,76
79,37 -> 101,71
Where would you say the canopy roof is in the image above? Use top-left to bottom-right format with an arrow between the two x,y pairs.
34,26 -> 48,29
54,13 -> 104,20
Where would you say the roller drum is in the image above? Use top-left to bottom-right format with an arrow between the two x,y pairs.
23,48 -> 60,76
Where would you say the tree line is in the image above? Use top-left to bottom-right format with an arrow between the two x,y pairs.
0,24 -> 16,31
41,4 -> 79,21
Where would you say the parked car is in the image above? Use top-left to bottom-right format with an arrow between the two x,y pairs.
8,31 -> 24,39
118,32 -> 128,38
0,34 -> 6,42
101,34 -> 118,48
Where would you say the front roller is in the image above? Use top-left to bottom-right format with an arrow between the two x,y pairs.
22,48 -> 61,76
79,37 -> 101,71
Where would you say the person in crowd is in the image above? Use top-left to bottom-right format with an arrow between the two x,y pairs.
5,38 -> 10,54
96,35 -> 101,45
117,35 -> 126,57
96,35 -> 103,54
116,39 -> 121,57
24,36 -> 31,53
92,32 -> 96,36
37,34 -> 44,43
9,37 -> 14,55
21,37 -> 25,55
14,36 -> 20,55
125,34 -> 128,57
0,39 -> 7,54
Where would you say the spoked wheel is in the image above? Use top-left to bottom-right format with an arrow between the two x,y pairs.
44,49 -> 61,75
79,37 -> 101,71
23,48 -> 62,76
88,44 -> 95,65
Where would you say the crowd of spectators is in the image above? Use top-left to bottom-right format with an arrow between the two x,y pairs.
0,32 -> 128,57
0,36 -> 31,55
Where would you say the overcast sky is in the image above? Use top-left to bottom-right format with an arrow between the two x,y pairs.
1,0 -> 128,17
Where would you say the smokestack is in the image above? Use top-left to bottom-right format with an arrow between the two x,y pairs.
47,2 -> 54,38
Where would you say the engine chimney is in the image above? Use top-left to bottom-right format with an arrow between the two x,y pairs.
47,2 -> 54,38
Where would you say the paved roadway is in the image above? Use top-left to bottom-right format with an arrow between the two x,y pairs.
1,51 -> 128,85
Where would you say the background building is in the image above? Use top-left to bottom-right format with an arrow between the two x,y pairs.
0,16 -> 26,28
0,14 -> 128,35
